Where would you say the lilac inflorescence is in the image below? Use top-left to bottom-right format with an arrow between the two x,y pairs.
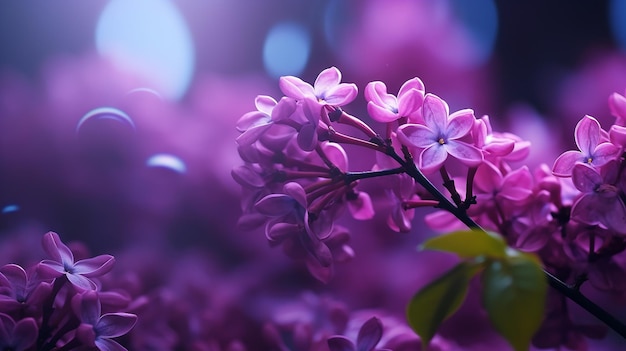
234,67 -> 626,349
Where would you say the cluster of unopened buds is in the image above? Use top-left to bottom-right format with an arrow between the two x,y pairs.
0,232 -> 136,351
234,66 -> 626,349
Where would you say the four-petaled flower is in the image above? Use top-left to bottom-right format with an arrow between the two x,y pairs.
279,66 -> 358,107
552,115 -> 620,177
73,291 -> 137,351
327,316 -> 388,351
36,231 -> 115,290
397,93 -> 483,173
364,78 -> 425,123
0,313 -> 38,351
570,161 -> 626,233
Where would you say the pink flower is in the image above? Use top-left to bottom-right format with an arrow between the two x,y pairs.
364,78 -> 424,123
552,115 -> 620,177
397,93 -> 483,173
36,232 -> 115,291
279,67 -> 358,107
236,95 -> 297,146
570,162 -> 626,233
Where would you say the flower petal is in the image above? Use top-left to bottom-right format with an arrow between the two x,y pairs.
13,317 -> 38,350
445,140 -> 484,167
314,67 -> 342,96
254,95 -> 278,115
552,150 -> 583,177
297,123 -> 318,152
419,144 -> 448,172
571,163 -> 602,193
74,255 -> 115,278
446,109 -> 475,139
73,290 -> 101,324
397,88 -> 424,117
67,273 -> 97,291
574,115 -> 600,156
279,76 -> 314,99
271,97 -> 297,121
327,336 -> 355,351
42,232 -> 74,266
397,124 -> 436,149
592,142 -> 620,167
398,77 -> 425,96
96,313 -> 138,338
255,194 -> 296,217
322,84 -> 358,106
357,317 -> 383,351
367,101 -> 398,123
365,81 -> 395,108
348,192 -> 375,220
422,94 -> 449,134
95,338 -> 129,351
474,161 -> 502,193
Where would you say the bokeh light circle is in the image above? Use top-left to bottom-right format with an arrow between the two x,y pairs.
263,21 -> 311,79
146,154 -> 187,174
95,0 -> 195,100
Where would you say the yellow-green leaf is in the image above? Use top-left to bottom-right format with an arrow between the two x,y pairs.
421,229 -> 507,259
482,250 -> 547,351
406,262 -> 478,348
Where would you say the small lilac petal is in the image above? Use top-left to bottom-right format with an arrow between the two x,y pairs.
552,150 -> 583,177
97,313 -> 137,338
571,195 -> 603,226
419,145 -> 448,172
254,95 -> 278,115
574,115 -> 600,156
42,232 -> 74,266
297,123 -> 318,152
231,165 -> 265,189
397,89 -> 423,117
283,182 -> 307,208
348,192 -> 375,220
323,143 -> 349,171
422,94 -> 449,134
398,77 -> 425,96
424,210 -> 466,232
387,206 -> 413,233
602,199 -> 626,234
36,260 -> 65,278
610,124 -> 626,147
255,194 -> 296,217
271,97 -> 297,121
515,228 -> 549,252
609,92 -> 626,120
67,273 -> 97,291
367,101 -> 398,123
266,222 -> 299,242
327,336 -> 355,351
0,264 -> 27,295
0,313 -> 13,341
592,142 -> 621,166
74,255 -> 115,278
95,338 -> 129,351
314,67 -> 342,96
0,296 -> 21,312
572,164 -> 602,193
484,140 -> 515,156
323,83 -> 358,106
397,124 -> 436,149
74,291 -> 101,324
364,81 -> 394,107
446,109 -> 475,139
445,140 -> 483,167
279,76 -> 315,99
12,317 -> 38,350
502,166 -> 533,190
236,111 -> 270,132
236,124 -> 273,146
474,161 -> 502,193
356,317 -> 383,351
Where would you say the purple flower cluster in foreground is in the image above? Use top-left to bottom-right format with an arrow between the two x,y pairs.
234,67 -> 626,349
0,232 -> 135,351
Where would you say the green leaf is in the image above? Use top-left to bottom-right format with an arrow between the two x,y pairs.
482,250 -> 547,351
421,229 -> 507,259
406,262 -> 479,348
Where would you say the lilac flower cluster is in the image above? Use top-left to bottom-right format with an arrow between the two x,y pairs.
234,67 -> 626,349
0,232 -> 136,351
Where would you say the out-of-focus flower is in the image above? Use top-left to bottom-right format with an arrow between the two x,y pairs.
73,290 -> 137,351
0,313 -> 38,351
